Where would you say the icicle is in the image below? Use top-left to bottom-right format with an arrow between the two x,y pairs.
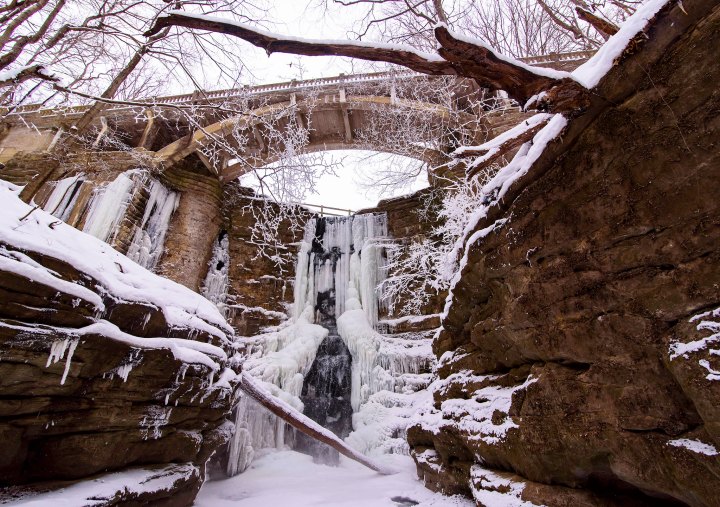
83,172 -> 138,242
46,338 -> 79,385
126,178 -> 180,270
43,175 -> 85,222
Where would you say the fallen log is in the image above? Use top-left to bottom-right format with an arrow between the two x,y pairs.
238,371 -> 397,475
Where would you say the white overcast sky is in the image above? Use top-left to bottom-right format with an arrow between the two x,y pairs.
237,1 -> 381,85
200,0 -> 427,210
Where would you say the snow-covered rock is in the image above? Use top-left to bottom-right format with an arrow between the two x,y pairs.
0,180 -> 240,502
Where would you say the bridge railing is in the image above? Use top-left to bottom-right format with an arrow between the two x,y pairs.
300,202 -> 354,217
4,50 -> 595,117
140,69 -> 420,106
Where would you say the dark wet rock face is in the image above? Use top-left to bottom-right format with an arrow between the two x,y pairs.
408,4 -> 720,506
296,333 -> 353,465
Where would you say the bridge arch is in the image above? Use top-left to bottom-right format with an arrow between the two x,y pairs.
153,93 -> 483,182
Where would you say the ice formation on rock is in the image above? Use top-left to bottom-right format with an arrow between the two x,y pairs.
43,175 -> 85,222
81,171 -> 179,270
126,178 -> 179,270
201,231 -> 230,316
226,305 -> 327,475
82,172 -> 138,242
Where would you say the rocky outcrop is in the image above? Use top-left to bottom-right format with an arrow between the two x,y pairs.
409,2 -> 720,506
0,181 -> 240,504
222,183 -> 309,337
366,189 -> 447,327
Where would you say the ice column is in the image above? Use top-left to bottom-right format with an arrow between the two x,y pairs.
83,172 -> 138,243
201,231 -> 230,316
43,175 -> 85,222
292,218 -> 316,320
126,178 -> 179,270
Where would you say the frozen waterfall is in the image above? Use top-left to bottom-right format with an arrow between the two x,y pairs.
227,212 -> 435,473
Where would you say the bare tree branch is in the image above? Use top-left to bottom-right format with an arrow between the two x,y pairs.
145,12 -> 588,110
576,7 -> 619,39
145,12 -> 459,76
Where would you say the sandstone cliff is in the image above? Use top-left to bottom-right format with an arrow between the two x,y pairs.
0,180 -> 240,504
408,2 -> 720,506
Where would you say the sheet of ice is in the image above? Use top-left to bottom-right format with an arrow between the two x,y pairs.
292,221 -> 315,320
572,0 -> 670,88
667,438 -> 719,457
197,450 -> 474,507
338,301 -> 387,412
202,232 -> 230,316
346,389 -> 431,457
0,179 -> 231,340
126,178 -> 179,270
242,307 -> 327,393
82,172 -> 138,243
42,175 -> 85,222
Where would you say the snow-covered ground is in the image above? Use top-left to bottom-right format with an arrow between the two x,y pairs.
197,451 -> 472,507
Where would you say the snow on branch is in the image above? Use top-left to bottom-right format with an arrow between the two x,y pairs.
239,371 -> 397,476
0,64 -> 59,87
145,12 -> 587,111
453,113 -> 553,178
432,25 -> 576,106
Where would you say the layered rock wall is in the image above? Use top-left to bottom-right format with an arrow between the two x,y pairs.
0,182 -> 240,503
408,3 -> 720,506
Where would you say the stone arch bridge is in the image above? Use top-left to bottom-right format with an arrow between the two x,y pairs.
0,50 -> 593,177
0,51 -> 592,335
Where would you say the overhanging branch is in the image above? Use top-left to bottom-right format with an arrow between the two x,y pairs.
145,12 -> 457,76
145,12 -> 589,111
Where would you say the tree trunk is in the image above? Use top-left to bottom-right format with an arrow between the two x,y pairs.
239,371 -> 396,475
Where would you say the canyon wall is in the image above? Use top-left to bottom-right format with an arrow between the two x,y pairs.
0,181 -> 239,504
408,3 -> 720,506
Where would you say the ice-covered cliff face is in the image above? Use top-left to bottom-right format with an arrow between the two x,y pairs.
0,180 -> 238,503
227,212 -> 436,473
43,170 -> 179,271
